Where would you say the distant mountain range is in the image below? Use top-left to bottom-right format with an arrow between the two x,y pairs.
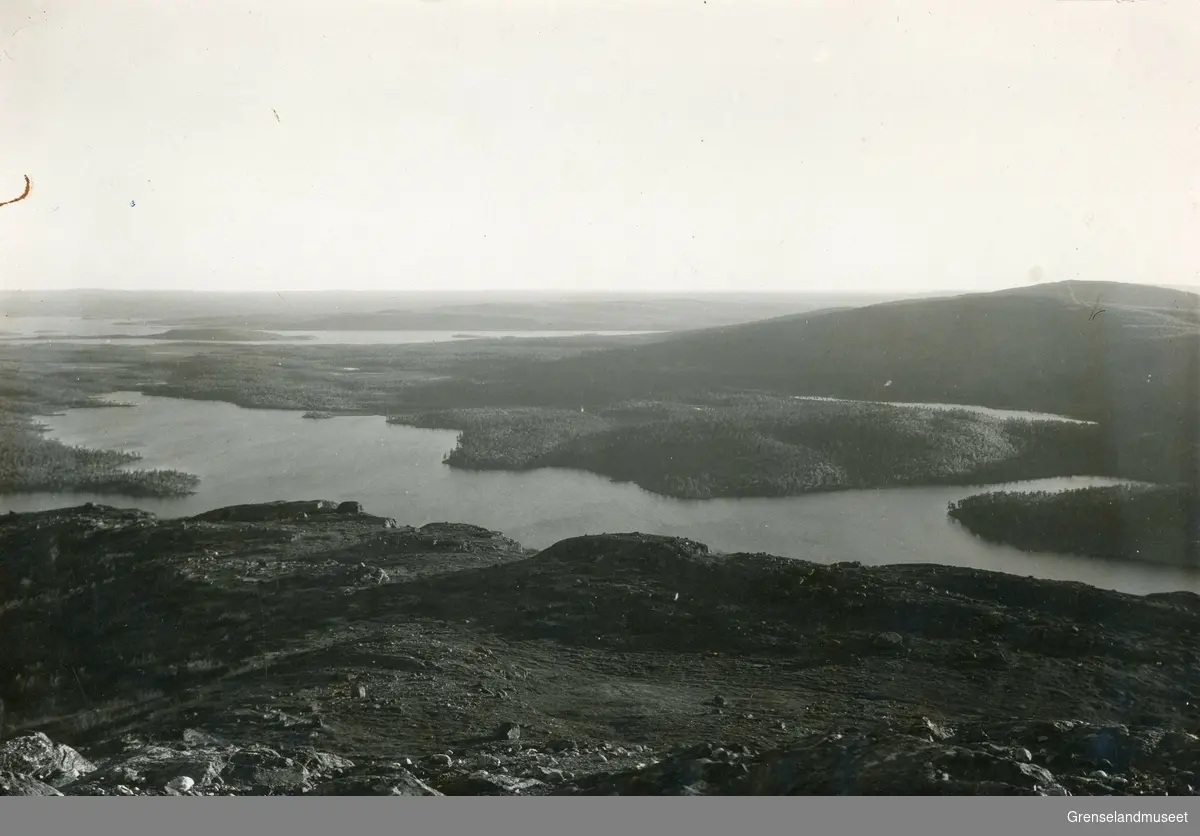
0,290 -> 918,333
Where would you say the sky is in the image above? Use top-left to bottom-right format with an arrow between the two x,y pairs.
1,0 -> 1198,294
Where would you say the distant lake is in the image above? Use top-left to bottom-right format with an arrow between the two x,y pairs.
790,395 -> 1095,425
3,392 -> 1197,596
0,316 -> 660,346
0,316 -> 165,338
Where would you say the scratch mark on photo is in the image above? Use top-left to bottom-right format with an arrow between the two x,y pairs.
0,175 -> 31,208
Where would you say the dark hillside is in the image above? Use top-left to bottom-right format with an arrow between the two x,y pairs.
3,502 -> 1200,796
404,282 -> 1200,486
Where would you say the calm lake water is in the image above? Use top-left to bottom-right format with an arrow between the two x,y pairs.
791,396 -> 1096,425
0,317 -> 658,346
3,392 -> 1198,596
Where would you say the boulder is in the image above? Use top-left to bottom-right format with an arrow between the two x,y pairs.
165,775 -> 195,794
0,733 -> 95,788
222,747 -> 310,795
495,722 -> 522,741
296,750 -> 356,777
0,771 -> 64,796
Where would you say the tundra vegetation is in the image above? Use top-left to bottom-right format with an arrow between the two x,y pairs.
391,395 -> 1109,499
0,412 -> 198,497
948,484 -> 1200,567
2,281 -> 1198,508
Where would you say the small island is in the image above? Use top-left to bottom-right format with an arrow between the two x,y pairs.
82,328 -> 314,342
144,328 -> 311,342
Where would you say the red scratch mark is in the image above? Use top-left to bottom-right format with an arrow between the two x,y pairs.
0,175 -> 31,208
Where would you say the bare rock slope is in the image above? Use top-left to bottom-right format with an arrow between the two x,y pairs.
2,501 -> 1199,796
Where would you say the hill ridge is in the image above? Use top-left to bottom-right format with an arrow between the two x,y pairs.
2,499 -> 1199,796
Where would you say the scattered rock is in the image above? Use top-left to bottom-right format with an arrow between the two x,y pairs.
297,750 -> 355,776
922,717 -> 955,742
553,722 -> 1149,795
68,743 -> 228,794
495,722 -> 522,741
181,728 -> 225,748
310,770 -> 441,796
336,501 -> 364,515
223,747 -> 310,795
165,775 -> 195,794
438,771 -> 546,796
6,504 -> 1200,798
875,632 -> 905,649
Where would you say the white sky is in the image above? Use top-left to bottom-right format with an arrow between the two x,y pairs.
1,0 -> 1198,294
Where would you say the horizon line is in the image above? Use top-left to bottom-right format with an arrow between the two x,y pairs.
2,279 -> 1197,297
0,287 -> 958,297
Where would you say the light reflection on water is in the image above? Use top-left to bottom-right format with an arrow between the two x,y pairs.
3,392 -> 1197,596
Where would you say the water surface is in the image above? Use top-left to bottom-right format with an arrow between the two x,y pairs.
791,395 -> 1093,425
0,316 -> 659,346
3,393 -> 1196,596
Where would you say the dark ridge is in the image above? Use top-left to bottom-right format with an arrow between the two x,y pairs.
2,501 -> 1198,796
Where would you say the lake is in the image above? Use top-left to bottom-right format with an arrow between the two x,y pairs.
790,396 -> 1096,425
3,392 -> 1198,596
0,316 -> 659,346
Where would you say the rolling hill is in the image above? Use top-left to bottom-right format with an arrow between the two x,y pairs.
409,281 -> 1200,486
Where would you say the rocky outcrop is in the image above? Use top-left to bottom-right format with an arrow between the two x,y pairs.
3,719 -> 1198,796
556,720 -> 1200,796
0,733 -> 95,788
308,772 -> 441,796
190,500 -> 342,523
0,772 -> 64,795
56,730 -> 369,796
2,502 -> 1199,796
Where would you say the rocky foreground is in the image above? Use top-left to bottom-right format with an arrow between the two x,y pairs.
2,500 -> 1200,796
